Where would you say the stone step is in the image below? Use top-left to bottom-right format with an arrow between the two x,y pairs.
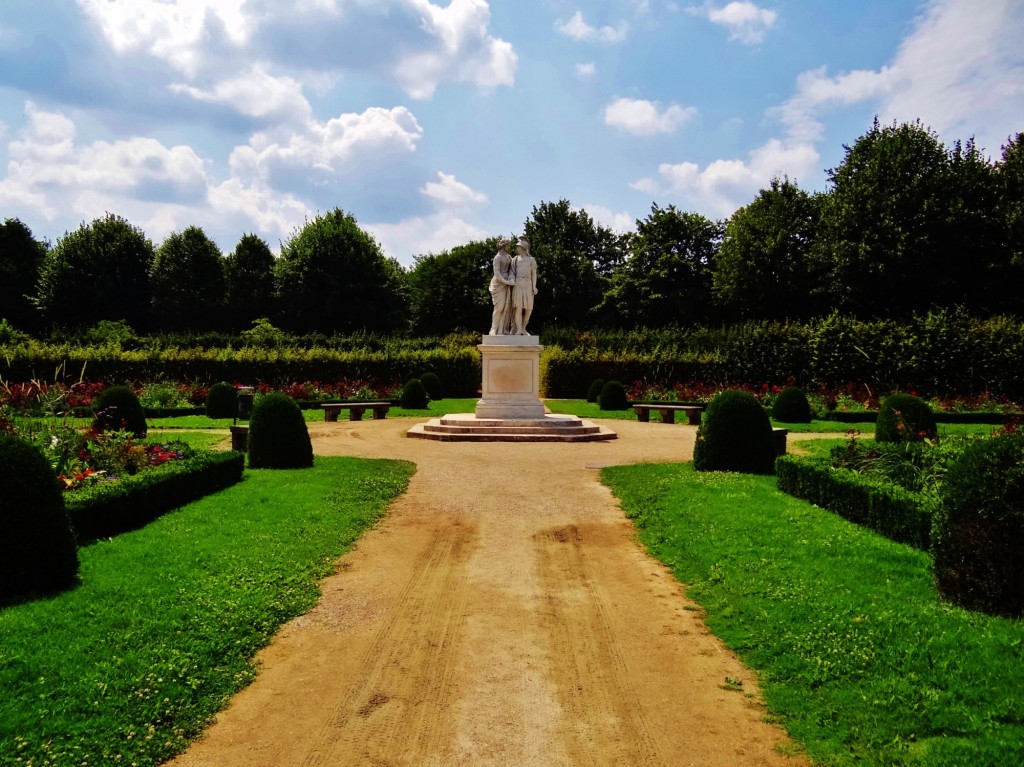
407,415 -> 616,442
423,423 -> 602,436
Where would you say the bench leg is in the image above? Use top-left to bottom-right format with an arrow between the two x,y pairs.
660,409 -> 676,424
324,409 -> 338,422
686,410 -> 701,426
372,408 -> 387,420
635,409 -> 650,422
349,408 -> 365,421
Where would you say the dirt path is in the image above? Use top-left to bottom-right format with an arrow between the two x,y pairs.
169,419 -> 811,767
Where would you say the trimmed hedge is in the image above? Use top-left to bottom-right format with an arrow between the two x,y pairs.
694,390 -> 776,474
66,451 -> 245,543
247,393 -> 313,469
876,393 -> 938,443
775,455 -> 932,550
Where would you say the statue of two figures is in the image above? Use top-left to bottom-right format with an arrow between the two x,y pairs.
489,237 -> 538,336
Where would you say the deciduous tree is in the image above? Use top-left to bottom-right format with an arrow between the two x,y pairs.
151,226 -> 225,330
0,218 -> 47,332
225,234 -> 276,331
406,238 -> 497,335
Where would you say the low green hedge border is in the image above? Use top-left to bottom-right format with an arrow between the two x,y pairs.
775,455 -> 933,550
66,451 -> 245,544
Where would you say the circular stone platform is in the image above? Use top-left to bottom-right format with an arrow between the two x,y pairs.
407,413 -> 617,442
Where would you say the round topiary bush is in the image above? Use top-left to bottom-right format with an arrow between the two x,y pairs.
876,393 -> 937,443
586,379 -> 606,403
93,385 -> 147,437
771,386 -> 813,423
0,434 -> 79,600
693,389 -> 775,474
598,380 -> 629,411
419,372 -> 443,401
246,393 -> 313,469
206,382 -> 237,419
932,432 -> 1024,617
400,379 -> 429,410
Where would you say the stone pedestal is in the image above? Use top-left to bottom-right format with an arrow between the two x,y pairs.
475,335 -> 546,420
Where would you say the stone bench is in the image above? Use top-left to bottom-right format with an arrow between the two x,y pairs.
772,427 -> 789,456
632,404 -> 703,425
321,402 -> 391,422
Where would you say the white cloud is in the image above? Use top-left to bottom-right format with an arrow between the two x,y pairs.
692,1 -> 777,45
555,11 -> 629,44
169,65 -> 314,124
773,66 -> 898,143
605,98 -> 697,136
575,62 -> 597,78
421,172 -> 488,209
368,214 -> 489,264
583,203 -> 635,232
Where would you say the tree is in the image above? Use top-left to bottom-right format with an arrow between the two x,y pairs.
275,209 -> 408,333
225,233 -> 276,331
522,200 -> 620,329
406,238 -> 497,335
601,205 -> 721,327
34,213 -> 154,329
996,133 -> 1024,311
712,178 -> 821,321
0,218 -> 47,332
151,226 -> 225,330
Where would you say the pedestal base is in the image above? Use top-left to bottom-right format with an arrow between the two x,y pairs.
475,335 -> 546,419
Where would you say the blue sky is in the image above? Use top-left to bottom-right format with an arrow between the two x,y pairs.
1,0 -> 1022,267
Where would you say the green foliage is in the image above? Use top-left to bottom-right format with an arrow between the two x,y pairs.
150,226 -> 225,330
34,213 -> 154,329
407,238 -> 495,335
418,371 -> 442,400
206,382 -> 237,419
83,319 -> 137,348
238,316 -> 290,348
0,434 -> 79,600
597,380 -> 629,410
771,386 -> 813,423
275,209 -> 409,333
66,450 -> 244,543
93,385 -> 148,438
999,133 -> 1024,273
693,389 -> 775,473
875,393 -> 937,443
224,234 -> 276,331
246,393 -> 313,469
0,218 -> 48,332
400,378 -> 429,409
933,433 -> 1024,617
586,378 -> 605,403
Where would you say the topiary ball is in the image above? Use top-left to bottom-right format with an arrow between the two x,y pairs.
206,382 -> 237,419
932,432 -> 1024,617
93,384 -> 147,438
876,393 -> 937,443
771,386 -> 813,423
586,379 -> 606,403
400,379 -> 429,410
419,372 -> 442,401
694,389 -> 775,474
598,380 -> 629,411
0,434 -> 79,600
246,393 -> 313,469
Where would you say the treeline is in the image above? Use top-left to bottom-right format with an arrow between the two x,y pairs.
1,120 -> 1022,337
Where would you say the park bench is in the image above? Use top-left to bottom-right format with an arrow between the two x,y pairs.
321,402 -> 391,422
632,403 -> 703,425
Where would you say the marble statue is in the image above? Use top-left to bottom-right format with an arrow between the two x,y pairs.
511,236 -> 538,336
488,239 -> 516,335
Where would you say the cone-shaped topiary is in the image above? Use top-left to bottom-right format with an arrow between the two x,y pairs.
400,378 -> 429,410
0,434 -> 79,600
419,372 -> 442,401
246,393 -> 313,469
598,380 -> 629,411
694,389 -> 775,473
93,385 -> 147,437
206,382 -> 237,419
932,432 -> 1024,617
586,379 -> 606,403
771,386 -> 813,423
876,393 -> 937,443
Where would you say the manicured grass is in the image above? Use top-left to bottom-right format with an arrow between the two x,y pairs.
0,456 -> 413,767
778,420 -> 1000,436
543,399 -> 637,420
603,462 -> 1024,766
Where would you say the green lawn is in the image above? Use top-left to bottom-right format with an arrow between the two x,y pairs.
0,456 -> 413,767
602,462 -> 1024,766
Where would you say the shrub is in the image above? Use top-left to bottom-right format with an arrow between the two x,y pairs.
93,385 -> 148,438
598,380 -> 629,411
772,386 -> 813,423
932,433 -> 1024,617
694,389 -> 775,473
419,372 -> 442,401
246,393 -> 313,469
875,393 -> 937,443
206,382 -> 237,419
586,378 -> 606,403
400,378 -> 429,410
0,434 -> 79,599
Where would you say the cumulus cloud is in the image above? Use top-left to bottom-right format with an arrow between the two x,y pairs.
605,98 -> 697,136
169,65 -> 314,124
691,1 -> 777,45
575,62 -> 597,78
555,11 -> 629,44
422,172 -> 488,209
583,203 -> 635,232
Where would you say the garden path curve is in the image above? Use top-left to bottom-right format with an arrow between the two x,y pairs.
168,418 -> 810,767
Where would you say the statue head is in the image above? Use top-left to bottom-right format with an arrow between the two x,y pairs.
497,238 -> 510,252
517,236 -> 530,255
